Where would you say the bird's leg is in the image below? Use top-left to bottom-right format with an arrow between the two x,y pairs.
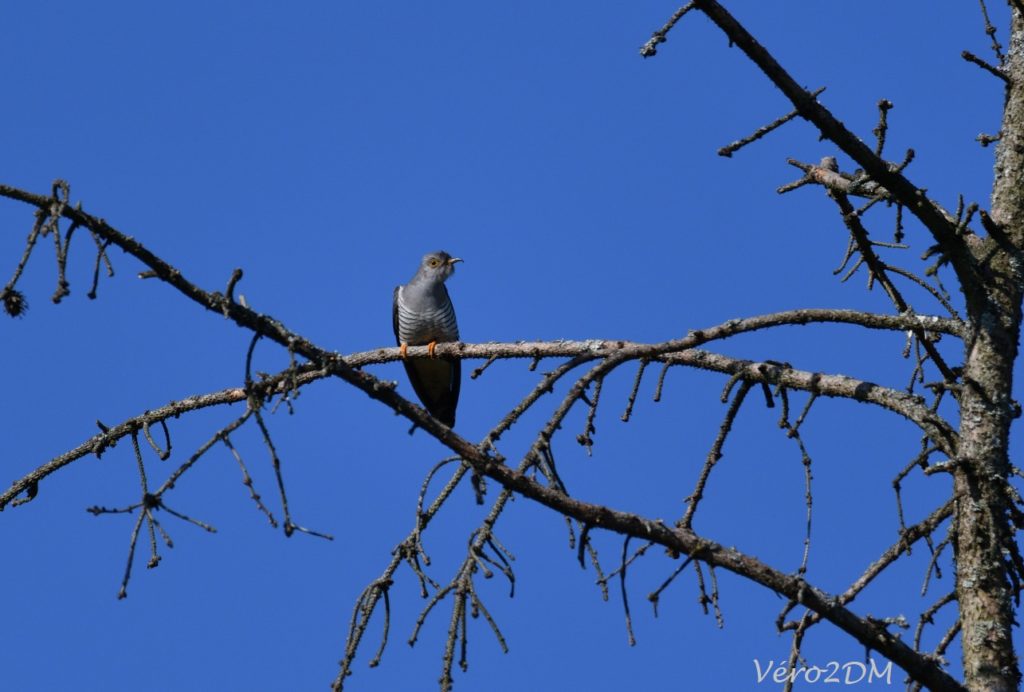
400,343 -> 408,359
427,340 -> 437,358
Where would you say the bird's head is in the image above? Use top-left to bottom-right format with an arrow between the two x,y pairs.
417,251 -> 463,282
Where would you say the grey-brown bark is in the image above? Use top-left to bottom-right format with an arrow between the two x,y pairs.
954,10 -> 1024,690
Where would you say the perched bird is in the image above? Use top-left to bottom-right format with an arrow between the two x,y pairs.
393,251 -> 463,427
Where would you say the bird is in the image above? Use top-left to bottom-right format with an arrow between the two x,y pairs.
393,251 -> 462,427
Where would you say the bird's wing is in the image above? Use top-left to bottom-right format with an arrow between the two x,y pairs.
442,282 -> 460,422
392,285 -> 401,345
441,284 -> 459,339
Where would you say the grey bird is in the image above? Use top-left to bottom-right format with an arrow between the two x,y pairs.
393,251 -> 462,427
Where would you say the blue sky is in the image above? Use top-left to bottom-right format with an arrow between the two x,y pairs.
0,2 -> 1015,690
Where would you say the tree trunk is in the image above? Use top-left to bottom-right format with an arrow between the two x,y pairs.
956,11 -> 1024,691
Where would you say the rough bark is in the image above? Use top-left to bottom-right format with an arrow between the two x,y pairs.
955,9 -> 1024,691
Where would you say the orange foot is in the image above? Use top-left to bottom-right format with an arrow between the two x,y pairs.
427,340 -> 438,357
400,342 -> 408,359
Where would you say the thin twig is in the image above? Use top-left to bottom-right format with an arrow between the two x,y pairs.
640,2 -> 697,57
719,87 -> 826,157
680,381 -> 753,529
961,50 -> 1009,83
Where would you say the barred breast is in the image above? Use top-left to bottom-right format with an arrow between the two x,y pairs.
395,285 -> 460,345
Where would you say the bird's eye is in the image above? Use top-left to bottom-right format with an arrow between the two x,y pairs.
428,258 -> 441,267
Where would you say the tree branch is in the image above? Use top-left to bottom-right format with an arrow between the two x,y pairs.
689,0 -> 977,296
0,182 -> 966,691
2,320 -> 962,512
445,450 -> 965,691
661,350 -> 958,455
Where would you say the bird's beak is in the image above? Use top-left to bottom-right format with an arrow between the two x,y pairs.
447,257 -> 463,265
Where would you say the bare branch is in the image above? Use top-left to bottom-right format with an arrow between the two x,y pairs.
458,466 -> 963,691
0,181 -> 973,691
660,350 -> 957,456
962,49 -> 1010,83
687,0 -> 976,293
680,381 -> 753,529
873,99 -> 894,156
977,0 -> 1004,60
2,306 -> 961,513
718,87 -> 826,158
639,2 -> 696,57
